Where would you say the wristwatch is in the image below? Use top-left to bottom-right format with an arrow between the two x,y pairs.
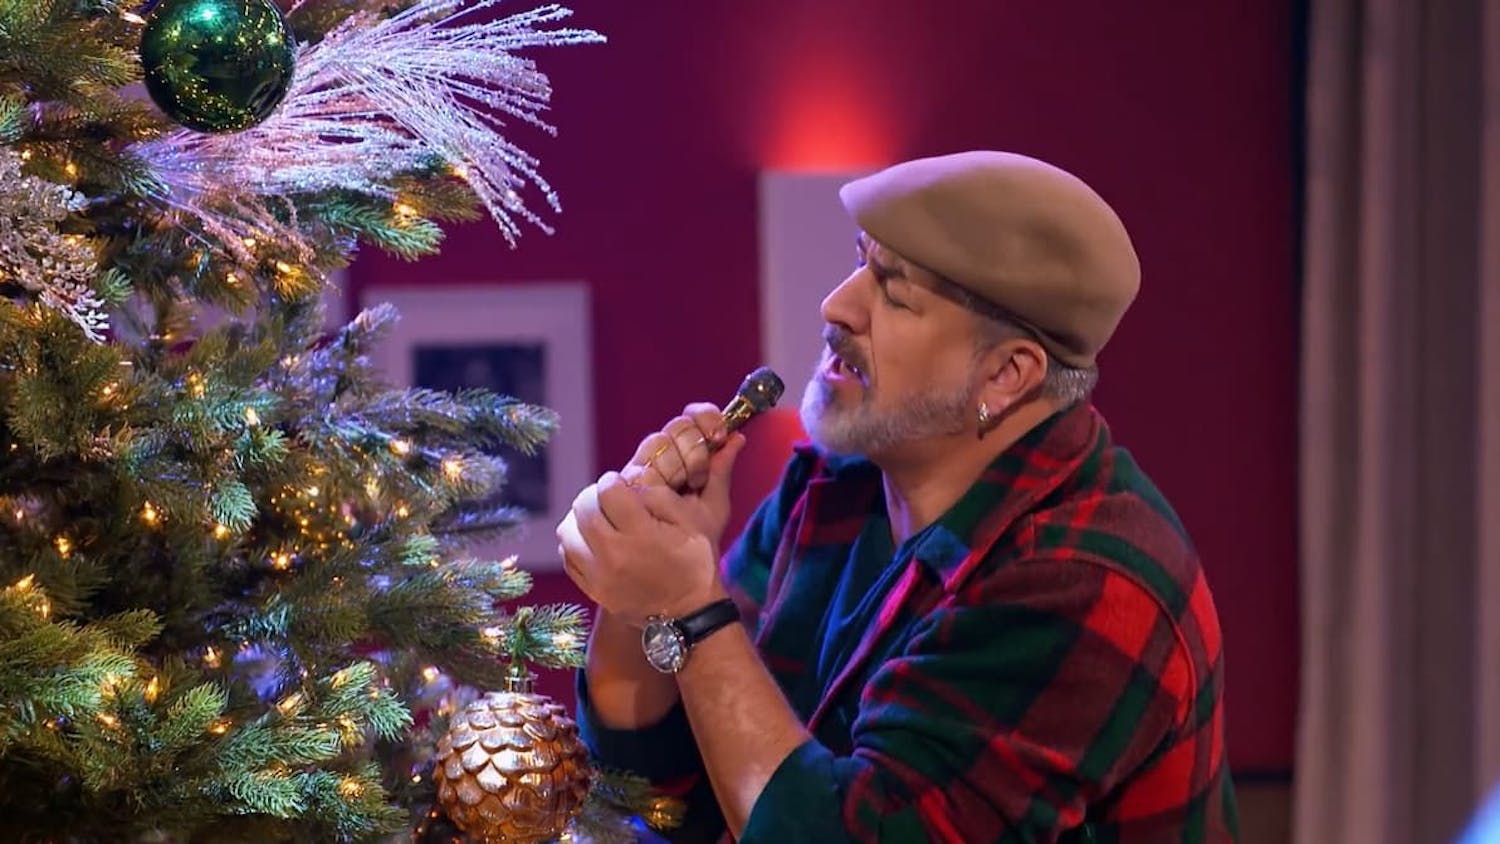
640,598 -> 740,674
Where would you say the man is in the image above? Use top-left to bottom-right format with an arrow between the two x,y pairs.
556,151 -> 1238,842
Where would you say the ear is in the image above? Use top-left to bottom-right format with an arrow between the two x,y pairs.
978,338 -> 1048,416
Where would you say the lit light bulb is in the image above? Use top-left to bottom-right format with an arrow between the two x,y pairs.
141,502 -> 160,525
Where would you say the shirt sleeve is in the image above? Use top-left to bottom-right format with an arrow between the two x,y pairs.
573,445 -> 823,841
738,557 -> 1195,843
574,670 -> 726,843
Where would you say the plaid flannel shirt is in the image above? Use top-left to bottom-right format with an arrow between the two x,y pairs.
578,402 -> 1239,842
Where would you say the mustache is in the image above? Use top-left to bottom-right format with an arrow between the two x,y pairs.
822,326 -> 867,373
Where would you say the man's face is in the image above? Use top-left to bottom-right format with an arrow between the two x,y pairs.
799,234 -> 985,459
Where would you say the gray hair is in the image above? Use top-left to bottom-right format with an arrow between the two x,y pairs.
931,275 -> 1099,406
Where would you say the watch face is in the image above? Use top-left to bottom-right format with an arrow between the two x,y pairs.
642,619 -> 687,673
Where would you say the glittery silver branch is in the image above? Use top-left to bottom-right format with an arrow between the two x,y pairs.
130,1 -> 605,261
0,149 -> 109,342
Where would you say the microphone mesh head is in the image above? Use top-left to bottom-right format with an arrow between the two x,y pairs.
738,366 -> 784,412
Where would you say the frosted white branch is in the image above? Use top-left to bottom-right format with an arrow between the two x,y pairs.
129,1 -> 605,259
0,149 -> 109,342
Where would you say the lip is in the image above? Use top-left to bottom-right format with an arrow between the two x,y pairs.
821,352 -> 865,386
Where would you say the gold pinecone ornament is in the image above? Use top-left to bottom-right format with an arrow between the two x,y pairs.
433,669 -> 592,843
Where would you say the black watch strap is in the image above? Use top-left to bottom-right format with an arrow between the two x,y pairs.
675,598 -> 740,645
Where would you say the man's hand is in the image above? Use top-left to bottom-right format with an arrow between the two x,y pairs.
623,403 -> 740,546
558,433 -> 745,626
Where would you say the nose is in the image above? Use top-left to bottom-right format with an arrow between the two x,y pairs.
820,268 -> 870,335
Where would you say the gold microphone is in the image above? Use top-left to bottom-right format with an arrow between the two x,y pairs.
642,366 -> 784,486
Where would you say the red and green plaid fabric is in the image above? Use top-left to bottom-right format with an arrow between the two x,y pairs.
577,402 -> 1239,842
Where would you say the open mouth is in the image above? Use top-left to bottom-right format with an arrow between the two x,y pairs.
829,353 -> 865,382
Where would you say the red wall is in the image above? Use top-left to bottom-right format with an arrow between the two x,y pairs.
349,1 -> 1299,774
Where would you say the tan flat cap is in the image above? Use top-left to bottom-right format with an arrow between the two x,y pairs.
839,150 -> 1140,368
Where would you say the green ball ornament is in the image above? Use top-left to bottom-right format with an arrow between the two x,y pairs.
140,0 -> 296,133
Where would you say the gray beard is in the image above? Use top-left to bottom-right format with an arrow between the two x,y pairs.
798,370 -> 974,458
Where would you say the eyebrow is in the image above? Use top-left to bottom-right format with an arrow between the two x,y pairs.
855,233 -> 905,280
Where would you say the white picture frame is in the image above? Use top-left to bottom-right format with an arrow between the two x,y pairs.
357,282 -> 595,572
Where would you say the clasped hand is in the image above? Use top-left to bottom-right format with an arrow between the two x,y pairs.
556,403 -> 747,627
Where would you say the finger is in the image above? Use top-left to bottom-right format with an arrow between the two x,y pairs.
630,430 -> 687,489
557,504 -> 605,576
594,471 -> 650,532
569,481 -> 611,536
700,431 -> 747,510
665,415 -> 713,491
635,482 -> 695,532
682,402 -> 728,447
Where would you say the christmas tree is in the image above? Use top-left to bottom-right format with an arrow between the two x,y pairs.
0,1 -> 675,841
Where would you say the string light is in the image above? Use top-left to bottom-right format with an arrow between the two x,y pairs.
187,372 -> 205,398
145,676 -> 161,703
209,718 -> 231,735
395,504 -> 410,519
271,551 -> 293,570
305,486 -> 319,498
97,713 -> 119,729
276,693 -> 303,715
244,407 -> 260,425
393,202 -> 417,219
119,8 -> 146,24
203,647 -> 221,668
421,666 -> 441,683
141,502 -> 160,525
338,778 -> 363,798
213,524 -> 231,540
442,457 -> 463,481
389,439 -> 411,456
53,536 -> 72,558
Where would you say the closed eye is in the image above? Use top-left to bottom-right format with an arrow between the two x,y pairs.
876,276 -> 910,310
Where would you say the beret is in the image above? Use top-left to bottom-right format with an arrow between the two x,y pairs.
840,151 -> 1140,367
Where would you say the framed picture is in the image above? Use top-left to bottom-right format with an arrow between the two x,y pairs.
358,282 -> 594,572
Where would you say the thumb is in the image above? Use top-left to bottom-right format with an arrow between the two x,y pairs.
637,483 -> 694,531
700,431 -> 746,509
